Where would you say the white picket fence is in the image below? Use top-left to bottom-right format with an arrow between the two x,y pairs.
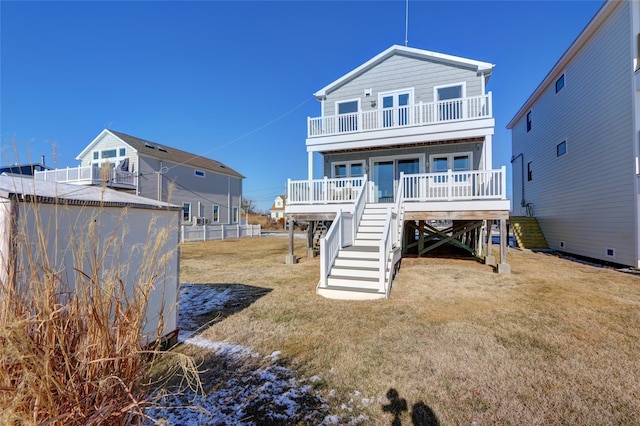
181,224 -> 261,243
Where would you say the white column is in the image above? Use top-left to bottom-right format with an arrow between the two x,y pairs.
308,151 -> 314,180
484,134 -> 493,170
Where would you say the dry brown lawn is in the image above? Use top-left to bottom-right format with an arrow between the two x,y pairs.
178,235 -> 640,425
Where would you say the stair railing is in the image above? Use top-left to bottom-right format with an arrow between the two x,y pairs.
379,207 -> 393,295
352,176 -> 368,243
320,210 -> 342,288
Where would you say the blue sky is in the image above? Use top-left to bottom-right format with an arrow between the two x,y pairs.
1,0 -> 604,212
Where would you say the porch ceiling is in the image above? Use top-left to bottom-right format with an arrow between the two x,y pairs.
317,137 -> 485,156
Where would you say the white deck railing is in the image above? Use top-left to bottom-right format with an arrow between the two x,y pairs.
288,168 -> 505,206
401,167 -> 506,201
288,176 -> 366,205
308,93 -> 492,138
34,165 -> 137,188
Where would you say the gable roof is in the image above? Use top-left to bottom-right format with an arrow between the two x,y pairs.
507,0 -> 614,129
313,44 -> 495,100
78,129 -> 245,179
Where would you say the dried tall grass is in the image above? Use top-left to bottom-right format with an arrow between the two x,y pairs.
0,191 -> 178,425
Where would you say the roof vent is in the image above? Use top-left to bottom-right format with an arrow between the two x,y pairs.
144,142 -> 155,149
158,146 -> 167,152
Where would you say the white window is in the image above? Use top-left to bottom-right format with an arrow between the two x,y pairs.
336,99 -> 360,132
182,202 -> 191,222
429,152 -> 472,184
212,205 -> 219,223
232,207 -> 239,224
332,161 -> 365,178
194,170 -> 205,178
434,82 -> 466,120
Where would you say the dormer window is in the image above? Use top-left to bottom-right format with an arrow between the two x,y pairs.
194,170 -> 205,178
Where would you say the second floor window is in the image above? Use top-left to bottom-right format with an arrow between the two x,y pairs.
337,100 -> 359,132
526,111 -> 532,132
556,74 -> 565,93
527,161 -> 533,181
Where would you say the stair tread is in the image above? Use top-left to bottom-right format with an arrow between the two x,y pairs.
328,275 -> 379,282
342,246 -> 379,252
332,265 -> 378,271
323,285 -> 384,294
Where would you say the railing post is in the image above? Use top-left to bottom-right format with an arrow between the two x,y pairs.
488,91 -> 493,117
447,169 -> 453,201
221,225 -> 224,240
501,165 -> 507,200
307,117 -> 311,137
203,225 -> 207,242
323,176 -> 328,204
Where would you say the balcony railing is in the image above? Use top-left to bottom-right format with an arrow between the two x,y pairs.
34,165 -> 137,188
401,167 -> 506,201
287,167 -> 506,205
308,93 -> 492,138
287,176 -> 366,205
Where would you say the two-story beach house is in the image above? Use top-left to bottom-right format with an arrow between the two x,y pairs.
508,0 -> 640,267
285,45 -> 510,300
34,129 -> 245,226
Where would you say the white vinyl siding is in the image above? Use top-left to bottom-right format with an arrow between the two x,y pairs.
511,1 -> 635,265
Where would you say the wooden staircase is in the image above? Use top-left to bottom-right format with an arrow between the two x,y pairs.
510,216 -> 548,249
318,204 -> 397,300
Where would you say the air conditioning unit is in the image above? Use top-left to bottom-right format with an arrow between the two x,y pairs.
204,218 -> 210,225
192,217 -> 205,226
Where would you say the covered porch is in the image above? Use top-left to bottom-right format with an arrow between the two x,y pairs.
285,168 -> 511,283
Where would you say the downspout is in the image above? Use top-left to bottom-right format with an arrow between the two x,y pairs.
510,153 -> 525,207
158,161 -> 163,202
228,176 -> 231,224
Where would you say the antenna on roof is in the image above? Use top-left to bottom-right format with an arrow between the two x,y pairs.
404,0 -> 409,47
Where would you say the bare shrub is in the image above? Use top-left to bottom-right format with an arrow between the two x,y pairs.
0,192 -> 178,425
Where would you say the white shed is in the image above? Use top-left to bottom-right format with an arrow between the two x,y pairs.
0,175 -> 181,346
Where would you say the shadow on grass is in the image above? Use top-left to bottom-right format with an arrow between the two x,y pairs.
383,388 -> 440,426
178,283 -> 272,332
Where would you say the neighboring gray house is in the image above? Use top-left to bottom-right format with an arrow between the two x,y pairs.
507,0 -> 640,267
35,129 -> 245,226
286,44 -> 510,300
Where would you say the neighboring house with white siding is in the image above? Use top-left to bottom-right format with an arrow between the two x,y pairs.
270,195 -> 287,220
35,129 -> 244,226
285,44 -> 510,300
507,0 -> 640,267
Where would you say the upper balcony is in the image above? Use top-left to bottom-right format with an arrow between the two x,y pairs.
34,165 -> 137,190
308,93 -> 492,140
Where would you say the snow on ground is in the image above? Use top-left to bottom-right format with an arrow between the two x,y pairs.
146,283 -> 376,425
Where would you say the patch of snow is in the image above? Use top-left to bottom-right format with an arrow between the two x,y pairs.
177,283 -> 235,331
147,283 -> 374,425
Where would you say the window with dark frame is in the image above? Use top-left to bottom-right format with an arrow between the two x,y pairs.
526,111 -> 532,132
182,202 -> 191,222
194,170 -> 205,177
527,161 -> 533,181
557,140 -> 567,157
555,74 -> 565,93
